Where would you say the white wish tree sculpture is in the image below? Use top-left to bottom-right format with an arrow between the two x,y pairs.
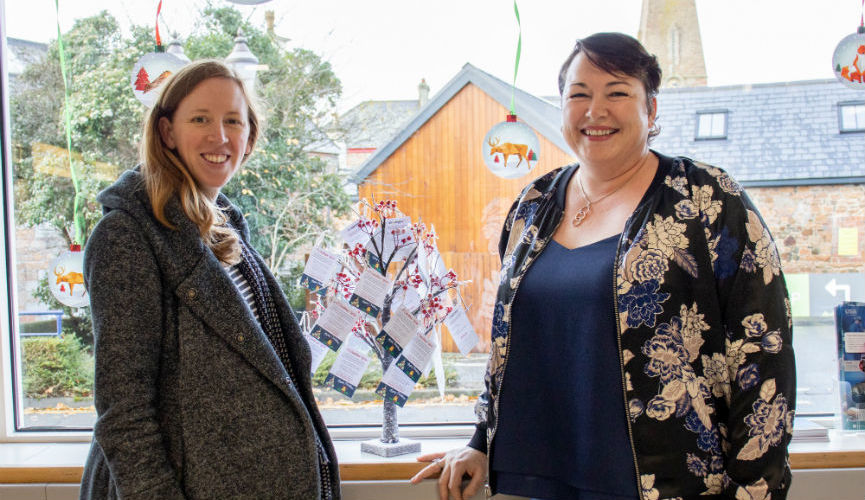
298,199 -> 479,456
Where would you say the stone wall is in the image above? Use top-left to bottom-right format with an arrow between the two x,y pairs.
14,224 -> 67,315
748,184 -> 865,274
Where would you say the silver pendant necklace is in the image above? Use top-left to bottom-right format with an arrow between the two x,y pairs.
572,164 -> 644,227
572,171 -> 624,227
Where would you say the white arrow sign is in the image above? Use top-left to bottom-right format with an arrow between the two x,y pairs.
825,278 -> 851,301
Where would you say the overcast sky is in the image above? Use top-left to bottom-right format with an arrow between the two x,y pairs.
4,0 -> 863,111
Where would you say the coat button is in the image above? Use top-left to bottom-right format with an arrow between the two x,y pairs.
236,334 -> 244,342
186,288 -> 198,300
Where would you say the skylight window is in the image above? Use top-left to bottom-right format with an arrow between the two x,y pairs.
695,111 -> 728,140
839,102 -> 865,133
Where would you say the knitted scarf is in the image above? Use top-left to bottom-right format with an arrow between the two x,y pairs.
232,237 -> 334,500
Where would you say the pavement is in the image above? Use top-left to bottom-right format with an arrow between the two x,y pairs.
18,353 -> 490,429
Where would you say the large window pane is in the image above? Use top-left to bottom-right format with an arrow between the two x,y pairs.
3,0 -> 862,435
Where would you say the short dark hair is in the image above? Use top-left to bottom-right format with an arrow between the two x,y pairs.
558,32 -> 662,137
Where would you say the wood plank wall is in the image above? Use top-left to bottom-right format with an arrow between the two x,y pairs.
358,83 -> 575,352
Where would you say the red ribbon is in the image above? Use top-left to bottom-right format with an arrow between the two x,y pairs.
155,0 -> 163,47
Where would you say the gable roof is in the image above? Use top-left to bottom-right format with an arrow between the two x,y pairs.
7,37 -> 48,91
350,63 -> 567,183
7,37 -> 47,76
349,63 -> 865,186
652,79 -> 865,185
339,99 -> 421,149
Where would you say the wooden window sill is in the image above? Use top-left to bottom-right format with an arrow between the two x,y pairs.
0,433 -> 863,484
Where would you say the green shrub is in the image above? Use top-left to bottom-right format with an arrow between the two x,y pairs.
33,276 -> 94,349
312,349 -> 338,387
19,319 -> 59,334
418,365 -> 459,388
22,335 -> 94,399
278,260 -> 308,311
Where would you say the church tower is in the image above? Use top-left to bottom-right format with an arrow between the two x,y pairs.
637,0 -> 707,87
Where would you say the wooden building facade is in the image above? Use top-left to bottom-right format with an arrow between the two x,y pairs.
352,64 -> 574,352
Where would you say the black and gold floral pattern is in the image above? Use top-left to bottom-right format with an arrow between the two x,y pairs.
477,153 -> 796,499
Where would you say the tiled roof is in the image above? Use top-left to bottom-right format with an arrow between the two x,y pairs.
652,80 -> 865,184
339,100 -> 421,149
351,63 -> 568,183
7,37 -> 47,76
7,37 -> 47,91
304,120 -> 341,156
351,63 -> 864,186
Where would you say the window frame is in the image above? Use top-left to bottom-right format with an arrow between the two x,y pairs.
0,0 -> 861,447
837,101 -> 865,134
0,34 -> 475,439
694,109 -> 729,140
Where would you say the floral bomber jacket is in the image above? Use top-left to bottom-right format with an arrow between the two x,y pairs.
476,153 -> 796,499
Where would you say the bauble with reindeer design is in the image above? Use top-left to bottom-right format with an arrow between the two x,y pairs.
482,114 -> 540,179
49,245 -> 89,308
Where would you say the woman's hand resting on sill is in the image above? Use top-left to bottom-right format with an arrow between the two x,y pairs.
410,447 -> 487,500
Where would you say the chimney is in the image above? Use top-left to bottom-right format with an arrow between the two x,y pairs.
418,78 -> 430,108
265,10 -> 291,44
266,11 -> 276,37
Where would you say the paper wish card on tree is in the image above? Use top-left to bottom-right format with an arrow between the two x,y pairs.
368,216 -> 415,261
310,298 -> 361,352
366,251 -> 384,274
387,216 -> 417,261
349,268 -> 392,318
417,250 -> 447,286
300,247 -> 342,296
395,330 -> 436,383
444,307 -> 479,355
304,332 -> 329,375
376,306 -> 421,357
341,219 -> 373,248
375,363 -> 417,408
324,335 -> 372,399
392,283 -> 423,313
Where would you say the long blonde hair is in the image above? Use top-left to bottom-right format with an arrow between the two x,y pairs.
140,59 -> 261,264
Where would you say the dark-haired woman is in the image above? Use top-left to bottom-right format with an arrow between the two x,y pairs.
412,32 -> 795,500
79,60 -> 339,500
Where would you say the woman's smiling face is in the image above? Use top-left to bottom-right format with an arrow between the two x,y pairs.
561,52 -> 656,171
159,77 -> 252,199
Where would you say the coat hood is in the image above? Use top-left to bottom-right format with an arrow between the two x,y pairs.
96,166 -> 249,241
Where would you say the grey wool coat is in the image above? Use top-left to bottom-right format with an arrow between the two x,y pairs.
79,169 -> 340,500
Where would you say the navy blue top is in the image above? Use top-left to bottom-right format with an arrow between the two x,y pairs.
491,235 -> 640,500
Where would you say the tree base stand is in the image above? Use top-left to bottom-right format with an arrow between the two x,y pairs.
360,438 -> 421,457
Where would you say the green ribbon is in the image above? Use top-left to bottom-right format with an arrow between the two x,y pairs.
510,0 -> 522,115
54,0 -> 85,246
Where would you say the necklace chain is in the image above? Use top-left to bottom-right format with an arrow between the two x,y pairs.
572,164 -> 644,227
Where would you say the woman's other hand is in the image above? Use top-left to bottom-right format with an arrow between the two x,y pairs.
410,447 -> 487,500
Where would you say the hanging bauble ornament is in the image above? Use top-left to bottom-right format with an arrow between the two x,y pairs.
131,49 -> 186,107
832,26 -> 865,90
482,114 -> 540,179
48,245 -> 88,308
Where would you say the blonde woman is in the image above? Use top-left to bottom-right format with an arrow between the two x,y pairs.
79,60 -> 339,500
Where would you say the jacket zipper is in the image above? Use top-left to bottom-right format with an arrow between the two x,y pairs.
485,216 -> 562,499
318,445 -> 333,500
613,224 -> 645,500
